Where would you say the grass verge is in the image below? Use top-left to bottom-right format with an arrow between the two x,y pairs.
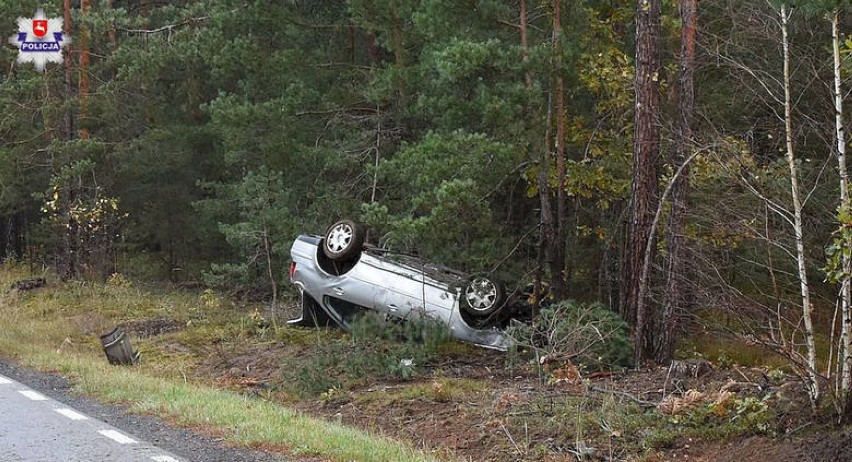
0,266 -> 437,462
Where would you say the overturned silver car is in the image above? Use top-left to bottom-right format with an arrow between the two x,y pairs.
288,220 -> 529,350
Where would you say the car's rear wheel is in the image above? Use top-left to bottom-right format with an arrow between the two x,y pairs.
323,219 -> 366,261
460,275 -> 504,317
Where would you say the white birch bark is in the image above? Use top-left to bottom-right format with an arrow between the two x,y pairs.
781,4 -> 819,405
831,8 -> 852,402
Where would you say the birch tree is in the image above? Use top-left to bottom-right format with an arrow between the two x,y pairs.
820,0 -> 852,419
830,6 -> 850,411
779,3 -> 819,405
831,4 -> 852,421
698,0 -> 823,405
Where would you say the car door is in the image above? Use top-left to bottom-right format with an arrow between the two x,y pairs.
347,254 -> 422,319
375,260 -> 456,324
329,253 -> 392,311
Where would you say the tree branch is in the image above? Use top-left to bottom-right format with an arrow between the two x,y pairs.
117,16 -> 209,34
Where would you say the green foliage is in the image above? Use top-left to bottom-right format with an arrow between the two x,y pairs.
824,201 -> 852,285
650,395 -> 774,448
37,160 -> 128,278
509,300 -> 633,372
196,167 -> 290,290
677,331 -> 790,370
350,311 -> 452,351
366,130 -> 525,273
0,0 -> 634,298
283,313 -> 453,397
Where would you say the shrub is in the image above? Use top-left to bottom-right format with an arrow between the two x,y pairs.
507,300 -> 632,373
282,312 -> 454,397
346,312 -> 452,379
349,311 -> 451,352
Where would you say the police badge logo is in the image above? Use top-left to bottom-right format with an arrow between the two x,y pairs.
32,19 -> 48,38
8,9 -> 71,72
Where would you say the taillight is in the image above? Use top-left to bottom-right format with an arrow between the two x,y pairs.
289,262 -> 296,280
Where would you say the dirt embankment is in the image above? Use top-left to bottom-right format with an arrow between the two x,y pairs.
128,316 -> 849,462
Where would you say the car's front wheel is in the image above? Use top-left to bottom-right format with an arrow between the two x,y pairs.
323,219 -> 366,261
460,275 -> 504,317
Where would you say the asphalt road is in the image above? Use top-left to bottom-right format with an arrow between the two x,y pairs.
0,359 -> 290,462
0,372 -> 184,461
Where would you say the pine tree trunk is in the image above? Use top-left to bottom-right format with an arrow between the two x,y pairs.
390,9 -> 407,107
781,4 -> 819,406
520,0 -> 532,89
262,223 -> 277,322
520,0 -> 547,306
42,77 -> 53,142
539,95 -> 557,300
62,0 -> 73,141
78,0 -> 91,140
656,0 -> 696,365
551,0 -> 567,300
107,0 -> 116,46
625,0 -> 661,364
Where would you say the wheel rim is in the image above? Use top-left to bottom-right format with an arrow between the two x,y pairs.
326,223 -> 353,254
465,277 -> 498,312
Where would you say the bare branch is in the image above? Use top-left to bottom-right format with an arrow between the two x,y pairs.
117,16 -> 209,34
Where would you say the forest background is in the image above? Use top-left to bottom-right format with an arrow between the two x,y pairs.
3,0 -> 852,414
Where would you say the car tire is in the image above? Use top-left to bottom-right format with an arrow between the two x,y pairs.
459,274 -> 505,317
323,219 -> 366,261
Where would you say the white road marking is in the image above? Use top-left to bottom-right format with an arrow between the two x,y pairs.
151,456 -> 181,462
55,407 -> 88,421
18,390 -> 47,401
98,429 -> 138,444
2,374 -> 185,461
